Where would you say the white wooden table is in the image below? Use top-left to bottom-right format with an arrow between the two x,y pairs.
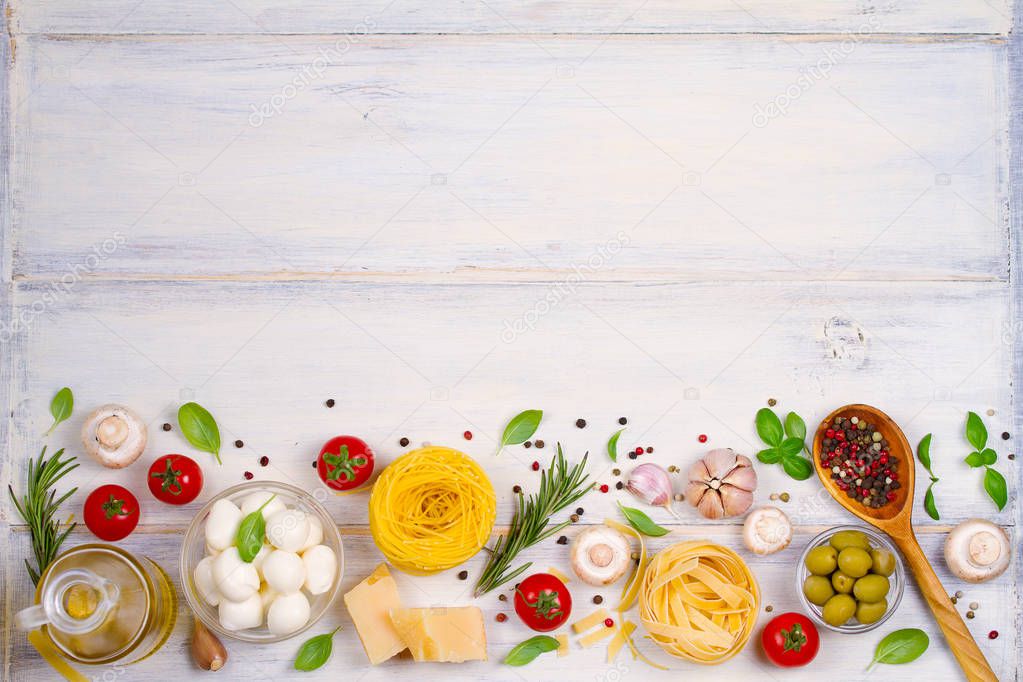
1,1 -> 1020,680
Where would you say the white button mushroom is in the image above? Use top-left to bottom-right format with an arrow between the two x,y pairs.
742,506 -> 792,556
240,491 -> 287,522
218,593 -> 264,631
80,405 -> 148,468
194,555 -> 222,606
261,549 -> 306,594
301,545 -> 337,595
267,592 -> 311,637
205,499 -> 243,552
212,547 -> 260,602
299,515 -> 324,552
265,509 -> 310,552
945,519 -> 1011,583
570,526 -> 632,586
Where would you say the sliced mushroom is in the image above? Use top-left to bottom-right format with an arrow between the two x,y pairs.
742,506 -> 792,555
81,404 -> 148,468
944,519 -> 1010,583
570,525 -> 631,586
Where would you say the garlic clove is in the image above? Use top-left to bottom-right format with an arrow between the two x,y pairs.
687,458 -> 711,483
684,481 -> 707,508
697,491 -> 725,519
703,448 -> 738,479
719,484 -> 754,517
626,463 -> 674,508
721,462 -> 757,492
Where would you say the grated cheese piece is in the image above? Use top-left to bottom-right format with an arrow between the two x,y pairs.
571,608 -> 610,634
607,621 -> 637,663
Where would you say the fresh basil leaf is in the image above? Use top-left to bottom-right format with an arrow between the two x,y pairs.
755,408 -> 784,447
781,455 -> 813,481
618,502 -> 669,537
784,412 -> 806,441
778,437 -> 804,457
964,451 -> 984,468
979,448 -> 997,466
867,628 -> 929,671
965,411 -> 987,451
294,627 -> 341,671
916,433 -> 932,472
498,409 -> 543,453
45,387 -> 74,436
178,402 -> 222,464
504,635 -> 560,666
607,428 -> 625,463
983,467 -> 1007,511
923,483 -> 939,521
236,495 -> 275,562
756,447 -> 782,464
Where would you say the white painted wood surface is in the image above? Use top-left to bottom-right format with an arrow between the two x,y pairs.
1,1 -> 1019,680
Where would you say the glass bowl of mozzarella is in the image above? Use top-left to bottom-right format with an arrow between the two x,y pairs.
181,481 -> 344,643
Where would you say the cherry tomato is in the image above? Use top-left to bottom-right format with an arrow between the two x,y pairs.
147,454 -> 203,505
317,435 -> 374,492
84,484 -> 139,541
761,612 -> 820,668
513,573 -> 572,632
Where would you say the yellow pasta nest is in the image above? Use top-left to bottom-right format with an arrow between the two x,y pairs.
639,540 -> 760,665
369,446 -> 496,575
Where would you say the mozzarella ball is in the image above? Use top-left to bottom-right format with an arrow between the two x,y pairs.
262,549 -> 305,593
299,515 -> 323,552
266,509 -> 310,552
205,499 -> 243,551
194,555 -> 221,606
251,543 -> 272,577
267,592 -> 311,637
218,593 -> 263,631
259,584 -> 279,614
301,545 -> 338,595
240,491 -> 287,522
212,547 -> 260,602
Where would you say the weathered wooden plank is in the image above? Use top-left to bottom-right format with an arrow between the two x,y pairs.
2,278 -> 1012,529
4,524 -> 1016,680
7,0 -> 1013,36
9,36 -> 1008,281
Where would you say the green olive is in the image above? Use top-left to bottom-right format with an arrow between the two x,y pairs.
803,575 -> 835,606
853,574 -> 891,602
831,570 -> 855,594
855,599 -> 889,625
837,547 -> 872,578
822,593 -> 857,627
870,549 -> 896,576
829,530 -> 871,552
804,545 -> 838,575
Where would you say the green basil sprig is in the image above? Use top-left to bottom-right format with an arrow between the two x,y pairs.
178,402 -> 222,464
754,408 -> 812,480
504,635 -> 560,666
963,412 -> 1008,511
497,409 -> 542,455
236,494 -> 276,562
606,428 -> 625,463
916,434 -> 940,520
866,628 -> 929,671
45,387 -> 74,436
294,626 -> 341,671
618,502 -> 668,537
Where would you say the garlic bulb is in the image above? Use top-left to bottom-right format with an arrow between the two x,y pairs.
626,463 -> 679,518
685,448 -> 757,519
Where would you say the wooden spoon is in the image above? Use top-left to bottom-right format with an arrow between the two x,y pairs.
812,404 -> 996,682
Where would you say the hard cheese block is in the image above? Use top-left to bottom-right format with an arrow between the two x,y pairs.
389,607 -> 488,662
343,563 -> 407,664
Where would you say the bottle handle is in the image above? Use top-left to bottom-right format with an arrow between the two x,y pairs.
15,604 -> 50,631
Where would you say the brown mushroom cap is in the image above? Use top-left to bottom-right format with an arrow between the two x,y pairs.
81,404 -> 147,468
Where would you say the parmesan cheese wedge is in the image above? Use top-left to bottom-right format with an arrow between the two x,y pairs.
389,607 -> 488,663
572,608 -> 610,634
343,564 -> 407,665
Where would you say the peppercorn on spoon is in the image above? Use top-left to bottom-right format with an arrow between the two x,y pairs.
812,404 -> 996,682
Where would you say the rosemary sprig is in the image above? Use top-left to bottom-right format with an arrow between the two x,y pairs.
7,447 -> 79,585
474,444 -> 592,596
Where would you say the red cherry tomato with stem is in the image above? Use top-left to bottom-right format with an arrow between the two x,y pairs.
513,573 -> 572,632
147,454 -> 203,505
317,435 -> 374,492
761,612 -> 820,668
84,484 -> 139,541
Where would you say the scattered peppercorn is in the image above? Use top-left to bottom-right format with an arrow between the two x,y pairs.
969,602 -> 979,610
646,446 -> 653,453
767,398 -> 777,407
162,423 -> 171,431
557,536 -> 568,545
634,447 -> 643,455
235,440 -> 244,448
667,465 -> 677,473
765,605 -> 774,613
512,485 -> 522,494
1010,454 -> 1016,460
496,613 -> 507,623
570,514 -> 580,522
628,452 -> 638,460
458,570 -> 468,580
524,441 -> 532,448
243,471 -> 254,480
576,507 -> 584,516
259,456 -> 269,467
535,440 -> 545,448
576,419 -> 587,428
618,417 -> 628,425
399,437 -> 410,447
612,468 -> 621,476
780,492 -> 790,503
955,590 -> 964,598
498,594 -> 508,602
600,484 -> 609,493
464,430 -> 472,440
593,595 -> 604,604
698,434 -> 708,443
987,409 -> 996,416
615,481 -> 624,490
967,611 -> 975,619
604,618 -> 614,628
312,461 -> 317,468
531,461 -> 540,471
674,493 -> 684,501
1002,432 -> 1010,440
951,596 -> 958,604
989,630 -> 999,640
770,493 -> 779,501
325,398 -> 335,408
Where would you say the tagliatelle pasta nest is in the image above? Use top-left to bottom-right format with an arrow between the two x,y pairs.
638,540 -> 760,665
368,446 -> 496,575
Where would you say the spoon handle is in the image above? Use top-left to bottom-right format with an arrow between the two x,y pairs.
892,531 -> 997,682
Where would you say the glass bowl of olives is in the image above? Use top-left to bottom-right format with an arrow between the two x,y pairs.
796,525 -> 904,633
